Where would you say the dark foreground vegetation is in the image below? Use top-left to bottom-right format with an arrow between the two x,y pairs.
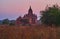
0,25 -> 60,39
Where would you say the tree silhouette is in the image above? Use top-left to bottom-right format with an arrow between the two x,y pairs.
20,19 -> 29,26
2,19 -> 9,25
40,4 -> 60,26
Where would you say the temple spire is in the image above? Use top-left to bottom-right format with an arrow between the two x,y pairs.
28,6 -> 33,15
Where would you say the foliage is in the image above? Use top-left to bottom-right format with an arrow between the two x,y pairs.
0,25 -> 57,39
20,19 -> 30,26
9,20 -> 15,25
9,22 -> 15,25
2,19 -> 9,25
40,5 -> 60,26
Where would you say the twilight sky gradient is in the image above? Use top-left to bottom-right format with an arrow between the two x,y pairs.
0,0 -> 60,20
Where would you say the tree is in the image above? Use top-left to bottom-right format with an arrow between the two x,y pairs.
9,20 -> 15,25
40,4 -> 60,26
2,19 -> 9,25
20,19 -> 30,26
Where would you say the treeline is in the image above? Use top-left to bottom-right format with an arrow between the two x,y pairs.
0,19 -> 31,26
0,19 -> 15,25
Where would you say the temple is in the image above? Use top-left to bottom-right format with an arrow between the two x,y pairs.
16,6 -> 37,25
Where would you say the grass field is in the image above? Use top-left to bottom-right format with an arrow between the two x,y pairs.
0,25 -> 60,39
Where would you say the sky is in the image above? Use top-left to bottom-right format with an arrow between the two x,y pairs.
0,0 -> 60,20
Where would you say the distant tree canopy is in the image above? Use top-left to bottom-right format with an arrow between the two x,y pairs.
20,19 -> 30,25
2,19 -> 9,25
9,20 -> 15,25
40,4 -> 60,26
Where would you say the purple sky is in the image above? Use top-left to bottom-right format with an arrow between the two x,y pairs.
0,0 -> 60,20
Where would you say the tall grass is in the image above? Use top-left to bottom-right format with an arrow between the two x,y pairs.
0,25 -> 59,39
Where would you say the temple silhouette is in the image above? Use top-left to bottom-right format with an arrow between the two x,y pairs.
16,6 -> 37,25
